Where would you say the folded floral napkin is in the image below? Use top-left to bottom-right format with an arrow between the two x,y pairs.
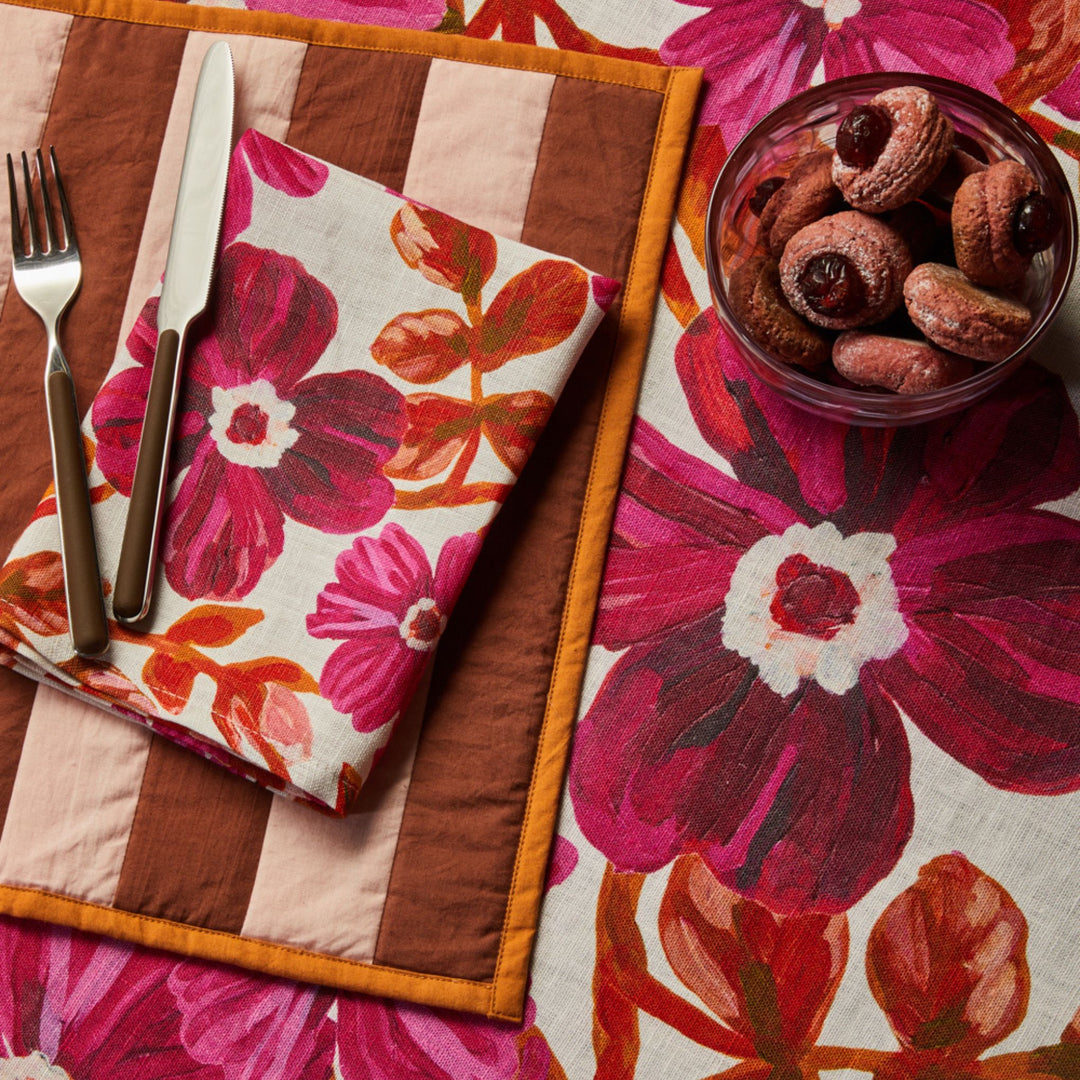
0,129 -> 618,814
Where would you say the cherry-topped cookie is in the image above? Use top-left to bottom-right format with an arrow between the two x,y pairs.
952,160 -> 1060,288
832,86 -> 954,212
778,211 -> 912,330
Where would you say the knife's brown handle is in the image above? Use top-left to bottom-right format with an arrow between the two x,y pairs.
46,369 -> 109,657
114,327 -> 182,625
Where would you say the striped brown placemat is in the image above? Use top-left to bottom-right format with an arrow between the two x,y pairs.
0,0 -> 699,1020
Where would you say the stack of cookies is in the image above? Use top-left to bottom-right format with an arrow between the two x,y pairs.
730,85 -> 1061,395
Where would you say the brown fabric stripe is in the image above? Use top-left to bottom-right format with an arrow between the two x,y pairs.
0,13 -> 185,831
113,734 -> 273,933
285,46 -> 430,190
0,678 -> 37,837
373,77 -> 664,982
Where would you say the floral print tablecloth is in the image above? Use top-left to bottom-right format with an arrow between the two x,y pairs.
4,0 -> 1080,1077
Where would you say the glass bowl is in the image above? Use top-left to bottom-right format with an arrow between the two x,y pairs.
704,73 -> 1078,426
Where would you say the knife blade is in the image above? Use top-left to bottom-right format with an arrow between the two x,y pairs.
113,41 -> 234,624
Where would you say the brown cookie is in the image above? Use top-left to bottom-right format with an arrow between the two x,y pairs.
759,150 -> 844,257
833,86 -> 954,212
832,331 -> 974,393
903,262 -> 1032,361
952,160 -> 1039,288
778,210 -> 913,330
729,256 -> 830,369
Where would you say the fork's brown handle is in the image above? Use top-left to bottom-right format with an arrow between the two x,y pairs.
114,328 -> 183,625
46,370 -> 109,657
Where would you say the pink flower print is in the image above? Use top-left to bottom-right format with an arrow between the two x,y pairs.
307,525 -> 482,733
0,916 -> 217,1079
570,309 -> 1080,916
222,130 -> 330,247
93,242 -> 406,602
243,0 -> 444,30
168,962 -> 335,1080
659,0 -> 1015,148
336,994 -> 552,1080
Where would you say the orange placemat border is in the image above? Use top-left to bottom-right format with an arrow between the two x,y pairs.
0,0 -> 700,1021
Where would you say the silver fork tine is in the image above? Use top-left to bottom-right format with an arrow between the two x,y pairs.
20,151 -> 39,256
36,149 -> 59,255
49,147 -> 74,251
6,153 -> 20,257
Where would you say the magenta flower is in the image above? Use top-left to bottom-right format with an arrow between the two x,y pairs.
168,962 -> 335,1080
1044,63 -> 1080,120
659,0 -> 1015,147
93,242 -> 406,602
222,130 -> 330,248
0,916 -> 217,1079
570,309 -> 1080,916
307,524 -> 481,733
336,994 -> 552,1080
243,0 -> 444,30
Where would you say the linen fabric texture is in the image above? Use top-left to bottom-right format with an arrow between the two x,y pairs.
0,128 -> 618,814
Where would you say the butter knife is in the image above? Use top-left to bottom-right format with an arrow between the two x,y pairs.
113,41 -> 234,624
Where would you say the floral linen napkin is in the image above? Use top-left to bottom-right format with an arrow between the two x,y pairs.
0,129 -> 618,814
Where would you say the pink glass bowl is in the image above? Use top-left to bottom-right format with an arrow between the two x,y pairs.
705,73 -> 1077,426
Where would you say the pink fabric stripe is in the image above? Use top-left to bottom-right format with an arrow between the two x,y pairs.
402,59 -> 555,240
0,686 -> 150,904
0,7 -> 73,312
239,667 -> 430,961
116,30 -> 308,346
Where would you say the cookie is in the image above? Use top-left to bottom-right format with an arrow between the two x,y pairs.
730,256 -> 831,370
833,86 -> 954,212
778,210 -> 913,330
759,150 -> 844,257
952,160 -> 1056,288
832,331 -> 974,393
903,262 -> 1032,361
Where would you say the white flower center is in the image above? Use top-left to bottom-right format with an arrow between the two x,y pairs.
801,0 -> 861,24
721,521 -> 907,697
209,379 -> 299,468
0,1051 -> 72,1080
398,597 -> 446,652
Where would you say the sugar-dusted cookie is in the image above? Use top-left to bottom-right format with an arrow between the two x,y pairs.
833,86 -> 953,212
778,211 -> 912,330
833,331 -> 974,393
904,262 -> 1032,361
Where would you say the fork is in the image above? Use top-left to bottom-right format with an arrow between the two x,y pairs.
8,148 -> 108,657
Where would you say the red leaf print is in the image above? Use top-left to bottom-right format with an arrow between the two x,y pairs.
659,854 -> 847,1064
384,393 -> 480,481
390,203 -> 498,305
481,390 -> 555,475
370,309 -> 473,384
866,854 -> 1030,1063
593,866 -> 645,1079
0,551 -> 70,641
474,260 -> 589,372
164,604 -> 264,648
143,652 -> 198,715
